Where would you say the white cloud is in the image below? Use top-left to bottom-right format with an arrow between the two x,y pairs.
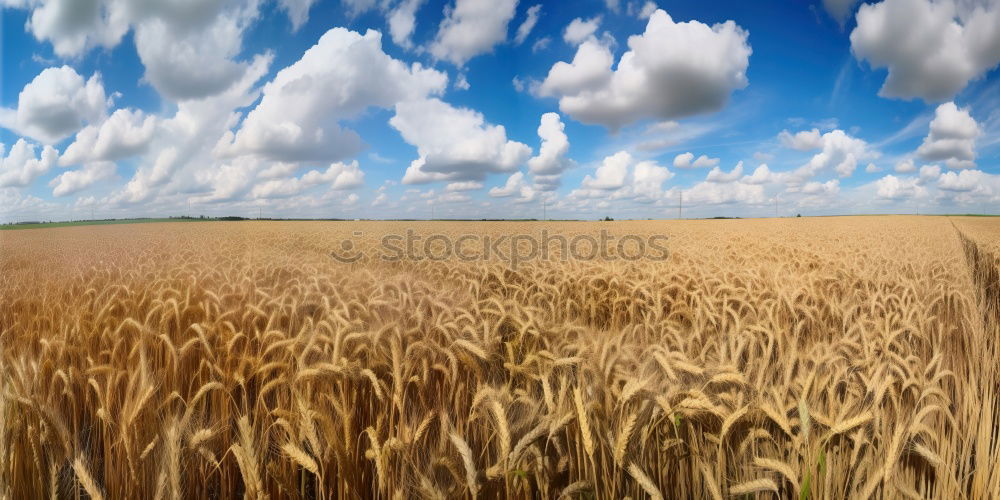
538,9 -> 751,129
865,163 -> 882,173
822,0 -> 860,26
894,159 -> 917,173
672,152 -> 719,168
131,1 -> 265,101
0,139 -> 59,188
429,0 -> 519,66
778,128 -> 824,151
571,151 -> 673,201
637,1 -> 657,19
19,0 -> 129,57
59,109 -> 156,166
875,174 -> 925,199
799,179 -> 840,196
631,160 -> 673,198
582,151 -> 631,190
706,162 -> 744,183
49,161 -> 116,196
4,1 -> 301,102
0,66 -> 107,144
342,0 -> 379,16
563,16 -> 601,45
937,169 -> 987,191
279,0 -> 319,31
919,164 -> 941,183
250,160 -> 365,198
112,53 -> 273,205
489,171 -> 527,196
917,101 -> 981,168
514,4 -> 541,45
454,73 -> 471,90
392,98 -> 532,183
446,181 -> 483,191
683,180 -> 766,205
388,0 -> 426,49
527,112 -> 574,185
532,36 -> 551,52
742,164 -> 775,184
851,0 -> 1000,101
790,129 -> 877,179
218,28 -> 447,163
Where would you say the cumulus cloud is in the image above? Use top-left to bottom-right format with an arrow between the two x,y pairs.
139,6 -> 264,100
429,0 -> 519,66
388,0 -> 426,49
742,164 -> 775,184
875,174 -> 925,199
59,109 -> 157,166
779,128 -> 824,151
0,66 -> 107,144
526,112 -> 574,188
631,160 -> 673,199
514,4 -> 541,45
489,171 -> 527,196
937,169 -> 987,191
789,129 -> 877,179
851,0 -> 1000,101
250,161 -> 365,198
894,159 -> 917,173
571,151 -> 673,201
0,139 -> 59,188
683,180 -> 765,205
4,0 -> 299,101
218,28 -> 447,164
446,181 -> 483,191
391,98 -> 532,184
563,16 -> 601,45
918,164 -> 941,183
538,9 -> 751,129
798,179 -> 840,196
49,161 -> 116,196
916,101 -> 981,168
18,0 -> 129,57
673,152 -> 720,169
706,162 -> 744,183
112,53 -> 273,205
582,151 -> 632,190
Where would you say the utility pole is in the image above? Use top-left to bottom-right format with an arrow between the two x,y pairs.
678,190 -> 683,219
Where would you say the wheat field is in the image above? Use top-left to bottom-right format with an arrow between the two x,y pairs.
1,216 -> 998,499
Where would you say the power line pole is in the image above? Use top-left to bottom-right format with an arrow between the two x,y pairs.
678,190 -> 683,219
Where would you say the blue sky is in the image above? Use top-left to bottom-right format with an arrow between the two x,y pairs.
1,0 -> 998,221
